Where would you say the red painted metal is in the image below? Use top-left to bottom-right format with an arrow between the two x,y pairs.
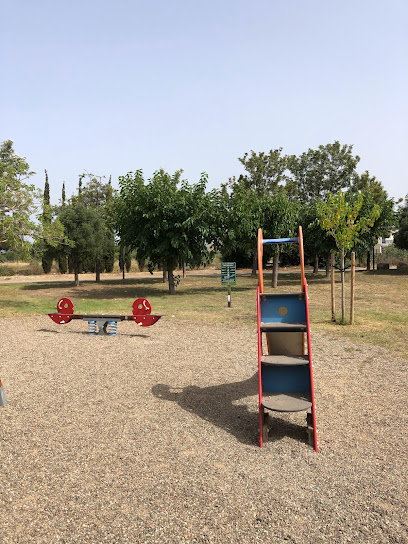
132,314 -> 161,327
48,298 -> 161,329
304,280 -> 318,452
49,298 -> 74,324
257,284 -> 264,447
48,313 -> 73,324
132,298 -> 152,316
57,298 -> 74,315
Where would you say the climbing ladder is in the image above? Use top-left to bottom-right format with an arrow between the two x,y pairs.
257,226 -> 318,451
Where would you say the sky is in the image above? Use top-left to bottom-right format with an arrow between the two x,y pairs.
1,0 -> 407,203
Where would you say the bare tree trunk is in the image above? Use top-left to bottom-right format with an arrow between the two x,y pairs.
350,252 -> 355,325
366,250 -> 371,271
168,269 -> 175,294
313,254 -> 319,274
372,247 -> 375,271
182,262 -> 185,278
95,258 -> 101,282
74,265 -> 79,287
251,248 -> 257,277
162,268 -> 167,283
121,246 -> 125,280
331,253 -> 336,322
272,246 -> 279,288
341,248 -> 345,323
325,256 -> 330,278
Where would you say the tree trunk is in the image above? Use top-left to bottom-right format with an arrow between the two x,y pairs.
313,254 -> 319,274
74,265 -> 79,287
350,252 -> 355,325
271,246 -> 279,288
366,250 -> 371,271
340,248 -> 345,323
251,248 -> 257,277
331,253 -> 336,322
138,258 -> 145,272
372,247 -> 375,271
95,259 -> 101,282
163,268 -> 167,283
325,256 -> 330,278
182,262 -> 185,278
168,269 -> 175,294
121,246 -> 125,280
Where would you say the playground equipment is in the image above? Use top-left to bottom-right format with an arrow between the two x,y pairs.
48,298 -> 161,335
0,378 -> 6,407
257,226 -> 318,451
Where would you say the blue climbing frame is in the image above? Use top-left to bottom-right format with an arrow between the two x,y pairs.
257,226 -> 318,451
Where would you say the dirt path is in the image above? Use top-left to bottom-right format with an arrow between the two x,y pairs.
0,317 -> 406,543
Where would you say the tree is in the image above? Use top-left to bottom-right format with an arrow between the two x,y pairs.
317,191 -> 380,323
58,183 -> 68,273
0,140 -> 65,253
394,196 -> 408,250
287,141 -> 360,203
40,170 -> 54,273
220,185 -> 297,286
230,148 -> 288,196
79,173 -> 115,280
298,201 -> 336,276
286,141 -> 361,272
227,149 -> 288,275
263,191 -> 298,287
115,169 -> 219,294
58,201 -> 105,286
351,172 -> 396,268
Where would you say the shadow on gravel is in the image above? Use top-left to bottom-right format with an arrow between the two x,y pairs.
152,375 -> 309,446
37,328 -> 150,338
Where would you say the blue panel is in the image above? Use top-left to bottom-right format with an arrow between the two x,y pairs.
262,365 -> 311,393
263,237 -> 299,244
260,295 -> 306,323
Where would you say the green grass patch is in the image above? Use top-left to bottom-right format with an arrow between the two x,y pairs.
0,270 -> 407,359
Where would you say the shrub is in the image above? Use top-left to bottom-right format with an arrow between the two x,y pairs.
0,265 -> 15,276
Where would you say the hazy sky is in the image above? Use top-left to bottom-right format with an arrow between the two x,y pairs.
2,0 -> 407,203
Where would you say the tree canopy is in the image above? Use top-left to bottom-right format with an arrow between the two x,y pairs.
115,169 -> 221,293
286,141 -> 360,203
394,196 -> 408,250
0,140 -> 65,253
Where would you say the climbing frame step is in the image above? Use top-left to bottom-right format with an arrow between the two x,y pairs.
262,393 -> 312,412
259,292 -> 305,299
260,322 -> 307,332
261,355 -> 309,366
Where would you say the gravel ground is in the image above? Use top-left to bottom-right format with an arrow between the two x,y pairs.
0,316 -> 407,544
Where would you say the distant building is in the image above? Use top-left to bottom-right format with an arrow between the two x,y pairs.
374,234 -> 394,254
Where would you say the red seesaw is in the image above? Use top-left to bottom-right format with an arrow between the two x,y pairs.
48,298 -> 162,335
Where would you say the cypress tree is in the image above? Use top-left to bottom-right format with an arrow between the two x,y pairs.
57,182 -> 68,273
41,169 -> 54,273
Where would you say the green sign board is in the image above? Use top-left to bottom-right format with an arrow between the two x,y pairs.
221,262 -> 236,285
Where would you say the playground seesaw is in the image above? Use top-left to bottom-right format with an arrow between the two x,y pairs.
48,297 -> 162,335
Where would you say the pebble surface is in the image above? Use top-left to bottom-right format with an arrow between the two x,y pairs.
0,316 -> 407,543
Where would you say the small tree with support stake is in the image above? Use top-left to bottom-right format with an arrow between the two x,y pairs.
317,191 -> 380,323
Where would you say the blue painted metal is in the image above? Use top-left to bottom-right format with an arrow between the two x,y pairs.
105,321 -> 118,336
262,365 -> 310,393
263,237 -> 299,244
0,383 -> 6,407
260,294 -> 306,324
88,320 -> 98,335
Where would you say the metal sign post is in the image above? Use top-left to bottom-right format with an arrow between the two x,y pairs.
221,262 -> 236,307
